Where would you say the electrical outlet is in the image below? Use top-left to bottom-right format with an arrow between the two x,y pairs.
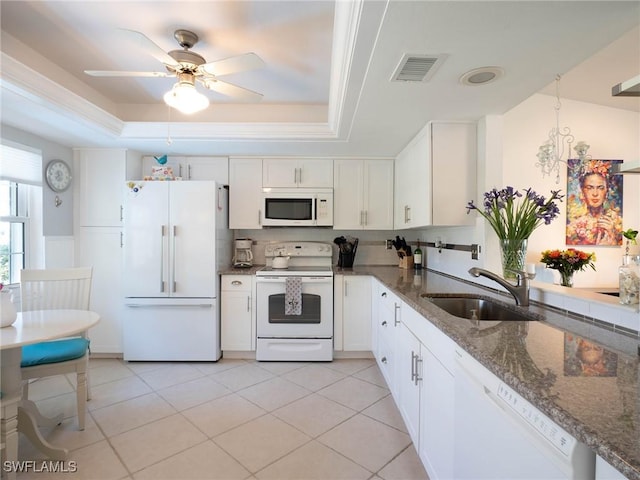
386,239 -> 393,250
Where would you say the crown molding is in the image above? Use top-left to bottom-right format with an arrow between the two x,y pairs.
1,52 -> 124,137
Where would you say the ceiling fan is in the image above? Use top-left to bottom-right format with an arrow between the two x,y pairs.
85,29 -> 265,114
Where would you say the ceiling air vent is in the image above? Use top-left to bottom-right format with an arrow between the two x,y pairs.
391,54 -> 446,82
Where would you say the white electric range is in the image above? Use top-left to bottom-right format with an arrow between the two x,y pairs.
255,242 -> 334,361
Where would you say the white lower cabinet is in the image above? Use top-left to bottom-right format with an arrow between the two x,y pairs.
419,338 -> 455,479
396,321 -> 422,442
372,279 -> 455,480
375,282 -> 401,393
221,275 -> 255,351
595,455 -> 627,480
341,276 -> 372,351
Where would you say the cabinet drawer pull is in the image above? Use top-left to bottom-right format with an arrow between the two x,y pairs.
381,320 -> 387,326
381,356 -> 388,364
231,280 -> 242,286
381,292 -> 387,297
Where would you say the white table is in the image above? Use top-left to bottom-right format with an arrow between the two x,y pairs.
0,310 -> 99,475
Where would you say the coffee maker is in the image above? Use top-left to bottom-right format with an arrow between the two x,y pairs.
233,238 -> 254,267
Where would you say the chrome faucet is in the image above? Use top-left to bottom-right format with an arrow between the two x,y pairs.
468,267 -> 533,307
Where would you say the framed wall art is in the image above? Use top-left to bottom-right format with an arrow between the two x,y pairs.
566,158 -> 623,246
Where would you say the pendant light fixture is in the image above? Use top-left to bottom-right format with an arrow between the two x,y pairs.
163,72 -> 209,114
535,74 -> 589,183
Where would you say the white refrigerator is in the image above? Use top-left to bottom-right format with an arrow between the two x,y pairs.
122,181 -> 230,361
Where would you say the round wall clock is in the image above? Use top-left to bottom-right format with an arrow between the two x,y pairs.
45,159 -> 72,192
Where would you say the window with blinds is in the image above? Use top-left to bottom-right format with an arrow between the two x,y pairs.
1,141 -> 43,284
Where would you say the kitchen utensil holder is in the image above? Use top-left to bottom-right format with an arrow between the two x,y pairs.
339,251 -> 356,268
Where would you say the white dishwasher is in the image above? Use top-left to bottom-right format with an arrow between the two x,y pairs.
454,348 -> 596,480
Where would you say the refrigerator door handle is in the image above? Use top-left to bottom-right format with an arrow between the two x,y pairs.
160,225 -> 166,293
172,225 -> 177,293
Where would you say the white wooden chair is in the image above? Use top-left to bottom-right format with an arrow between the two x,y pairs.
19,267 -> 93,430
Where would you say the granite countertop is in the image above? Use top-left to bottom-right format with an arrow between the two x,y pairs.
220,265 -> 265,275
339,266 -> 640,480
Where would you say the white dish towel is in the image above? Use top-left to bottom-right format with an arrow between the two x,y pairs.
284,277 -> 302,315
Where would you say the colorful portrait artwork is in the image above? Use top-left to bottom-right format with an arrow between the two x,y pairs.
564,334 -> 617,377
566,159 -> 623,246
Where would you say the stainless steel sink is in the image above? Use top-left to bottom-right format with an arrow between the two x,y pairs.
421,294 -> 536,321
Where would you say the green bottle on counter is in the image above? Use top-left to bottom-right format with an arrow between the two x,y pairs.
414,240 -> 422,270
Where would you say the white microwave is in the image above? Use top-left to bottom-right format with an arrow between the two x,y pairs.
261,189 -> 333,227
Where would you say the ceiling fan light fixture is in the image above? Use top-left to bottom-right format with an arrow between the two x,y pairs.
163,81 -> 209,114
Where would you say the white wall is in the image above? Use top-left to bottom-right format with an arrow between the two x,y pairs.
423,95 -> 639,289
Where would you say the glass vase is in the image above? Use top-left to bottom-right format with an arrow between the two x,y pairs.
619,255 -> 640,305
559,270 -> 574,288
500,238 -> 528,280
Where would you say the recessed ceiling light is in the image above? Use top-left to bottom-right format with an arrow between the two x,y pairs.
460,67 -> 504,86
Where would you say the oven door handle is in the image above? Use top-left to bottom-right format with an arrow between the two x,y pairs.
255,276 -> 333,283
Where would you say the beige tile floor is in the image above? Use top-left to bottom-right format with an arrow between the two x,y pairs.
14,358 -> 429,480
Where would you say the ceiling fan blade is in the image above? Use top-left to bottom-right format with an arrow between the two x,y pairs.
85,70 -> 172,78
200,53 -> 265,77
201,78 -> 263,102
119,28 -> 180,68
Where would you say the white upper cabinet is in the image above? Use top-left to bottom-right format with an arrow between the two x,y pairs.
394,122 -> 476,229
334,159 -> 394,230
263,158 -> 333,188
142,156 -> 228,183
229,157 -> 263,229
76,148 -> 141,227
431,123 -> 477,226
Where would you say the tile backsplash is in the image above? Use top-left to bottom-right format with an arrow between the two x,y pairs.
234,229 -> 401,266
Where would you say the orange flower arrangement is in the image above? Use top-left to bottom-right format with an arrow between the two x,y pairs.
540,248 -> 596,287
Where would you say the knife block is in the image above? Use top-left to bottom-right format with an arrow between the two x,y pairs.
399,255 -> 413,269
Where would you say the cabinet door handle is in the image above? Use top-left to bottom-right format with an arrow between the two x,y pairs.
298,167 -> 302,185
120,205 -> 123,222
413,353 -> 423,386
406,206 -> 412,223
381,320 -> 387,326
120,231 -> 124,248
247,296 -> 251,312
344,280 -> 348,297
179,164 -> 183,178
364,211 -> 368,226
381,292 -> 387,297
394,303 -> 401,326
231,280 -> 242,286
411,350 -> 416,382
258,210 -> 262,226
381,356 -> 388,364
188,164 -> 192,180
404,205 -> 408,223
